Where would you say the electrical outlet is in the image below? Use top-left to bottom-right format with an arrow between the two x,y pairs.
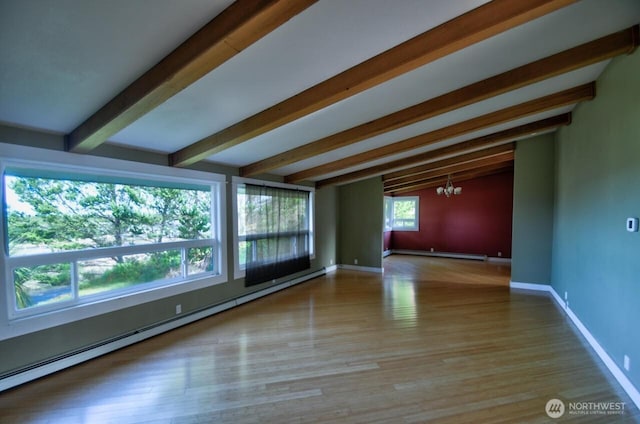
430,247 -> 434,252
175,304 -> 182,315
498,251 -> 502,257
564,291 -> 568,301
330,259 -> 333,265
624,355 -> 630,371
354,259 -> 358,265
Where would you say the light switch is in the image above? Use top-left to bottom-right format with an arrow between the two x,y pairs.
627,217 -> 638,232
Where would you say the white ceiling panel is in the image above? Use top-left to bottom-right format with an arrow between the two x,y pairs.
0,0 -> 233,133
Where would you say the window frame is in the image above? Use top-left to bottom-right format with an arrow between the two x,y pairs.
0,143 -> 227,340
232,176 -> 314,280
385,196 -> 420,231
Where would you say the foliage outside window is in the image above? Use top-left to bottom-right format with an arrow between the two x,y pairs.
2,164 -> 223,320
384,196 -> 419,231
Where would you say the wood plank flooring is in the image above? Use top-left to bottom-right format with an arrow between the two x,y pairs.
1,256 -> 638,423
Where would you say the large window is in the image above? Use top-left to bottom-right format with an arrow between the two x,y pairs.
384,196 -> 419,231
233,178 -> 314,282
1,145 -> 225,337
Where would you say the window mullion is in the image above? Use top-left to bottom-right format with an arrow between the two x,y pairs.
71,260 -> 79,302
181,247 -> 188,278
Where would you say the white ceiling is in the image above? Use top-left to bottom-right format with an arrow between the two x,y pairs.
1,0 -> 639,183
0,0 -> 234,132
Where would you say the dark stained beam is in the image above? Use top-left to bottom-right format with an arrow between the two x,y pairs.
243,25 -> 637,177
171,0 -> 577,167
316,113 -> 570,188
66,0 -> 318,153
288,83 -> 594,183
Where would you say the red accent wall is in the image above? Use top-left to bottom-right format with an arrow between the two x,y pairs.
389,171 -> 513,258
383,230 -> 392,251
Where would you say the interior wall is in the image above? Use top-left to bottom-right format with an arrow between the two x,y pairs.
315,185 -> 338,267
383,231 -> 392,252
511,133 -> 556,284
0,133 -> 338,376
390,171 -> 514,258
552,51 -> 640,389
338,177 -> 384,269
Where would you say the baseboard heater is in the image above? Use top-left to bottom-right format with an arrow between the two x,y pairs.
0,268 -> 326,392
390,249 -> 487,261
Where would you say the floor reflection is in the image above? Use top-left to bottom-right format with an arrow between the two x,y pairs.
383,276 -> 417,325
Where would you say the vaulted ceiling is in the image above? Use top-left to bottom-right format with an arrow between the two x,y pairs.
1,0 -> 639,193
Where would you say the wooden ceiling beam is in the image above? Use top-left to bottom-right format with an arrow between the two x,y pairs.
315,113 -> 569,188
383,152 -> 515,191
170,0 -> 577,167
385,164 -> 514,195
383,143 -> 515,185
243,25 -> 637,177
289,83 -> 594,183
65,0 -> 318,153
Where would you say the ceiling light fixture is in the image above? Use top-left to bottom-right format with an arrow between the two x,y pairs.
436,175 -> 462,197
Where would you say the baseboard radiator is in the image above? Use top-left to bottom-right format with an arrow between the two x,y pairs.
389,249 -> 487,261
0,268 -> 326,392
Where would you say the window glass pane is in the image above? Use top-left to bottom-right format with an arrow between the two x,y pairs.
384,197 -> 393,230
386,197 -> 418,230
77,250 -> 182,297
240,190 -> 309,235
237,184 -> 311,267
13,264 -> 72,310
393,200 -> 415,219
238,240 -> 249,268
187,246 -> 215,276
4,175 -> 212,257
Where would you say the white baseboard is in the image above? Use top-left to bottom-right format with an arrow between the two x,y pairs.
510,281 -> 640,410
509,281 -> 551,292
0,269 -> 325,392
390,249 -> 487,261
325,264 -> 338,273
383,249 -> 392,258
338,264 -> 384,273
487,257 -> 512,264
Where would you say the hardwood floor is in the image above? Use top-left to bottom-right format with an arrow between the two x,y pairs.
1,256 -> 638,423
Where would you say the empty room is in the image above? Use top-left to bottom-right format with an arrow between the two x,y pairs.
1,0 -> 639,422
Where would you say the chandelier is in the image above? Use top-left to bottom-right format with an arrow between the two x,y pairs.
436,175 -> 462,197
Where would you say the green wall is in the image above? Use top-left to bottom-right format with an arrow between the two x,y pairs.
338,177 -> 384,269
511,133 -> 556,284
552,51 -> 640,388
0,132 -> 338,375
315,185 -> 338,268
